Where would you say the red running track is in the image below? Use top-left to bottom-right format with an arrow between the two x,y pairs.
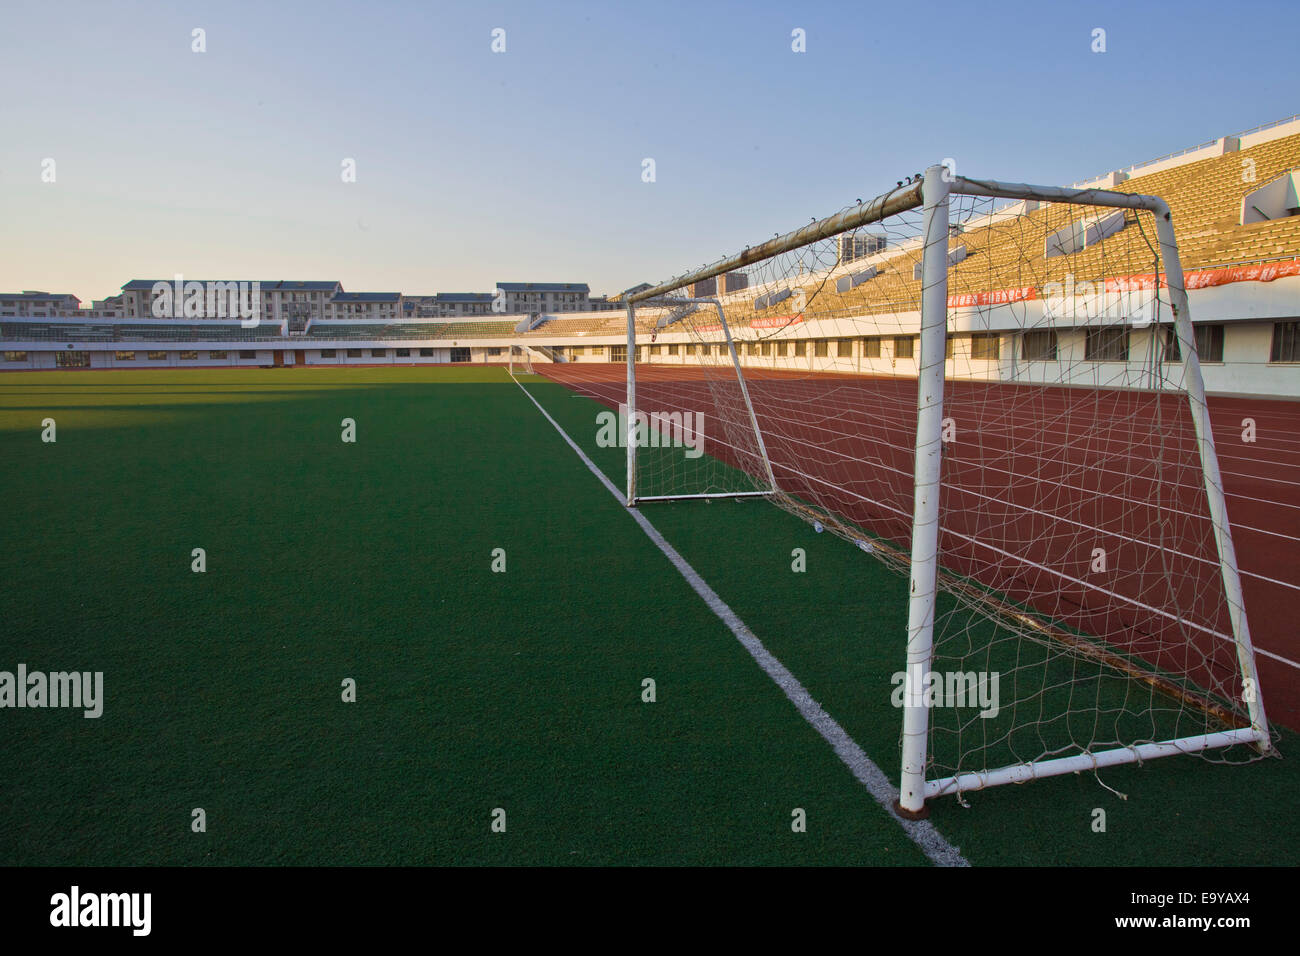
537,363 -> 1300,732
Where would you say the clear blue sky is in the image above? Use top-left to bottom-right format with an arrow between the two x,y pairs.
1,0 -> 1296,305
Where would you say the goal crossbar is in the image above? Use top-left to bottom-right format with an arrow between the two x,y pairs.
626,181 -> 926,305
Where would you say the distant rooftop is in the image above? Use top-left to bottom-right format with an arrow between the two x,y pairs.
435,292 -> 494,302
1,291 -> 79,301
333,292 -> 400,302
496,282 -> 589,293
120,280 -> 342,291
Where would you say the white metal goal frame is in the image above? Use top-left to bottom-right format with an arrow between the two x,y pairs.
508,344 -> 535,376
621,164 -> 1271,816
625,295 -> 776,503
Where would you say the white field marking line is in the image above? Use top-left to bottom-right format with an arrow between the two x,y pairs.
1256,646 -> 1300,670
576,376 -> 1300,592
564,375 -> 1300,670
511,373 -> 969,867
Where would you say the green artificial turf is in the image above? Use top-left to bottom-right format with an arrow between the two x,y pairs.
0,368 -> 923,865
0,367 -> 1293,866
516,373 -> 1300,867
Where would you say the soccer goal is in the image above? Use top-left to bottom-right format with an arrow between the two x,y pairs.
508,345 -> 534,376
622,165 -> 1272,815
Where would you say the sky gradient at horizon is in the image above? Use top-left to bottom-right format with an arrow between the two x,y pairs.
2,0 -> 1297,305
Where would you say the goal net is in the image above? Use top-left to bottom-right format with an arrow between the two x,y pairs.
623,167 -> 1272,813
508,345 -> 534,376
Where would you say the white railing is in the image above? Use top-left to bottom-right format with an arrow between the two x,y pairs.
1066,113 -> 1300,190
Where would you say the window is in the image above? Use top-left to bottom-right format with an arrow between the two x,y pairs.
1085,328 -> 1128,362
371,349 -> 385,358
1161,326 -> 1179,363
1201,325 -> 1227,362
148,351 -> 167,361
1270,321 -> 1300,362
1021,330 -> 1057,361
893,336 -> 914,359
685,343 -> 697,356
794,340 -> 807,357
180,351 -> 198,361
837,338 -> 853,358
610,345 -> 627,362
1196,325 -> 1224,362
590,346 -> 604,357
946,335 -> 955,359
760,342 -> 771,356
450,347 -> 471,362
5,351 -> 28,362
347,349 -> 363,358
485,347 -> 502,356
396,348 -> 411,357
239,350 -> 256,359
970,333 -> 1000,361
774,341 -> 787,357
1164,324 -> 1224,363
667,344 -> 678,356
862,336 -> 882,359
320,349 -> 336,358
814,339 -> 829,357
209,351 -> 228,360
56,351 -> 90,368
420,348 -> 434,357
115,351 -> 136,361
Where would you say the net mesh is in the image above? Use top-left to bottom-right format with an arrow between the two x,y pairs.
553,185 -> 1270,794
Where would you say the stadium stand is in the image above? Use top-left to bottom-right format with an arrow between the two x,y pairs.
3,119 -> 1298,377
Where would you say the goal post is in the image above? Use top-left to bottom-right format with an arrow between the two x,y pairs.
623,162 -> 1272,813
898,165 -> 952,815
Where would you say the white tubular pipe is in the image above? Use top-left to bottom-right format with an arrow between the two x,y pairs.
628,182 -> 924,304
1152,204 -> 1271,749
626,299 -> 638,506
711,300 -> 778,494
926,728 -> 1268,799
951,175 -> 1163,212
636,491 -> 771,502
897,165 -> 950,817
